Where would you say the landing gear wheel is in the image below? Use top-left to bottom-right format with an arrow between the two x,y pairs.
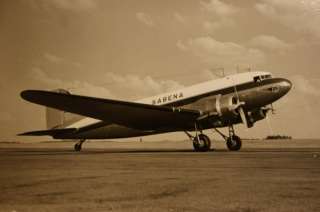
74,143 -> 82,151
226,135 -> 242,151
193,134 -> 211,152
74,139 -> 85,152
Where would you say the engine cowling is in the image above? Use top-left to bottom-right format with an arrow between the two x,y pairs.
197,94 -> 243,128
247,108 -> 268,124
214,95 -> 240,117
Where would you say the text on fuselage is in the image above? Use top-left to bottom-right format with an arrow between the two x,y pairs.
152,92 -> 184,105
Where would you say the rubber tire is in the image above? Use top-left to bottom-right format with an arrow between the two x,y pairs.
226,135 -> 242,151
193,134 -> 211,152
74,143 -> 82,152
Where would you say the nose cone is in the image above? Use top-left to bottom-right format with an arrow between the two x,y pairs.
279,79 -> 292,95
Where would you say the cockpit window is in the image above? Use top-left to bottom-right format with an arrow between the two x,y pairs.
254,74 -> 272,82
264,74 -> 272,79
254,76 -> 261,82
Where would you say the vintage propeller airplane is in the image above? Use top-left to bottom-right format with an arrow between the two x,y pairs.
19,71 -> 292,152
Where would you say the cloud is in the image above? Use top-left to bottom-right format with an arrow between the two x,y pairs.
30,67 -> 183,100
255,0 -> 320,39
43,53 -> 82,67
44,53 -> 64,64
31,67 -> 114,98
31,0 -> 97,11
136,12 -> 155,27
198,69 -> 225,80
249,35 -> 292,51
201,0 -> 238,17
104,72 -> 183,99
173,12 -> 186,23
200,1 -> 238,32
203,21 -> 220,31
290,75 -> 320,97
176,40 -> 188,51
179,36 -> 265,68
202,18 -> 235,31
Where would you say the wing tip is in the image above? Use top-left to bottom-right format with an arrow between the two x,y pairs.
18,128 -> 77,136
20,89 -> 54,103
20,90 -> 37,101
17,131 -> 37,136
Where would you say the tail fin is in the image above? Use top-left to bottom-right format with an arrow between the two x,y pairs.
46,89 -> 83,129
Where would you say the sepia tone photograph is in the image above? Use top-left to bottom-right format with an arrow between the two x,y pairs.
0,0 -> 319,211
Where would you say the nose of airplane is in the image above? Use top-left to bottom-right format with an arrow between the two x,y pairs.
279,78 -> 292,95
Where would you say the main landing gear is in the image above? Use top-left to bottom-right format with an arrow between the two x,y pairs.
193,134 -> 211,152
185,124 -> 242,152
185,132 -> 211,152
214,125 -> 242,151
185,124 -> 211,152
74,139 -> 85,152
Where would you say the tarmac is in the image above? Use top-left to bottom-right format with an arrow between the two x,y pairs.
0,139 -> 319,212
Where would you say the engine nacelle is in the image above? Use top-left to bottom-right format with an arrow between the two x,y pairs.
198,94 -> 269,128
247,108 -> 268,125
197,94 -> 242,128
214,95 -> 239,117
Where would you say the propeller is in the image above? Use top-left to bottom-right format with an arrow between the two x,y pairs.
238,107 -> 249,128
270,103 -> 276,114
265,113 -> 274,135
232,78 -> 250,128
264,104 -> 275,135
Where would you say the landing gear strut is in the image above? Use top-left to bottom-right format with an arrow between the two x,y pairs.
185,123 -> 211,152
74,139 -> 85,151
214,125 -> 242,151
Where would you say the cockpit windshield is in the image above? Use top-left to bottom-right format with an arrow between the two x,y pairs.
253,74 -> 272,82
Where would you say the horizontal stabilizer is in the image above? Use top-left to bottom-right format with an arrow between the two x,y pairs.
18,128 -> 77,136
20,90 -> 201,130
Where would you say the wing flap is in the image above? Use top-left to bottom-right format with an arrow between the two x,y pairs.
21,90 -> 200,130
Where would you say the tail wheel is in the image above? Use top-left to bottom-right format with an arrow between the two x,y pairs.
226,135 -> 242,151
74,143 -> 82,151
193,134 -> 211,152
74,139 -> 85,152
74,143 -> 81,152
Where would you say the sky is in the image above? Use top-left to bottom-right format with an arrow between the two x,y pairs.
1,0 -> 320,142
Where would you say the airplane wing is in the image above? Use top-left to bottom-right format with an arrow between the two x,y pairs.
21,90 -> 201,131
18,128 -> 77,136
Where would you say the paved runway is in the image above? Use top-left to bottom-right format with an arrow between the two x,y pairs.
0,140 -> 319,212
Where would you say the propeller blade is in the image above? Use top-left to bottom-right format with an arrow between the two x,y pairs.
238,107 -> 249,128
231,77 -> 250,128
271,104 -> 276,114
265,109 -> 274,135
